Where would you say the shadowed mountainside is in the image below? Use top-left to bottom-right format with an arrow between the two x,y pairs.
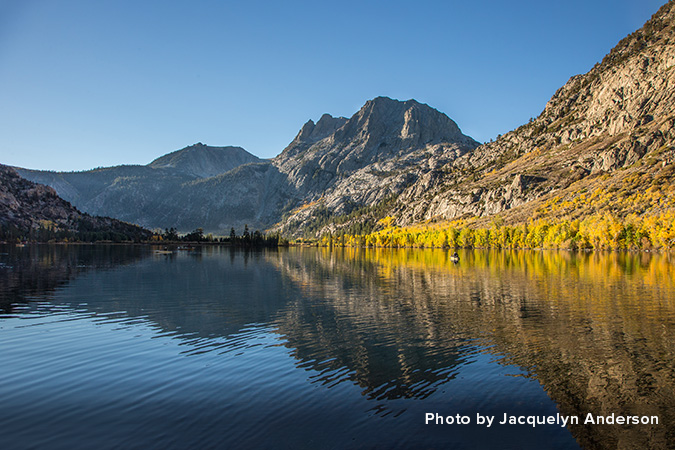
0,164 -> 151,241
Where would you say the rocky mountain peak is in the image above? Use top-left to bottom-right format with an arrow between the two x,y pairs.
332,97 -> 474,151
276,96 -> 478,175
295,119 -> 316,142
268,97 -> 481,235
282,114 -> 349,159
295,113 -> 348,144
314,113 -> 348,140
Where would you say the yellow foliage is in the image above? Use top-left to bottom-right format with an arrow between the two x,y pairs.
291,198 -> 322,214
378,216 -> 395,228
325,211 -> 675,251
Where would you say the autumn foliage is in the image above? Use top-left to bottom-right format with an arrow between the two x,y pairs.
321,211 -> 675,250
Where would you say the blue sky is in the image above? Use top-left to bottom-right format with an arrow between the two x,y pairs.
0,0 -> 668,171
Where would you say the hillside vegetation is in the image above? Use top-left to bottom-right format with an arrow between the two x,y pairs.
317,1 -> 675,250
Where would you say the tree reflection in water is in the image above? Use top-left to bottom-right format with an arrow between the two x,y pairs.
269,248 -> 675,449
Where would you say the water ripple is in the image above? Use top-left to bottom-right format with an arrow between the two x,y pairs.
2,246 -> 674,449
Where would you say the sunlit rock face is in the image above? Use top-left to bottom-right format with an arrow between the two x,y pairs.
393,2 -> 675,228
271,97 -> 479,235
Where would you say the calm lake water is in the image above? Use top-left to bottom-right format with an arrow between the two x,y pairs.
1,245 -> 674,449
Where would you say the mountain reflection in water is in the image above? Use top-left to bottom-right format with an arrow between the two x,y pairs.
0,245 -> 673,449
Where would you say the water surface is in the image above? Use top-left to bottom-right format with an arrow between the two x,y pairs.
1,245 -> 674,449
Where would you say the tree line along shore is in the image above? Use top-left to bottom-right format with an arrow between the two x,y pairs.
316,212 -> 675,251
3,212 -> 674,252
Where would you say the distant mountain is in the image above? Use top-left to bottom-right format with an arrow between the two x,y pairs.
0,164 -> 150,241
148,143 -> 262,178
16,144 -> 265,231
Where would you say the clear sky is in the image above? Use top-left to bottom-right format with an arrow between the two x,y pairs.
0,0 -> 669,171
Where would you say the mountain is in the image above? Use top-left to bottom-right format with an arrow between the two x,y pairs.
272,97 -> 480,235
360,2 -> 675,230
16,1 -> 673,239
0,164 -> 151,241
15,99 -> 479,235
9,3 -> 675,239
148,143 -> 262,178
16,144 -> 265,231
180,98 -> 479,235
276,97 -> 477,184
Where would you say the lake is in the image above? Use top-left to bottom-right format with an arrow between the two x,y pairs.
1,245 -> 674,449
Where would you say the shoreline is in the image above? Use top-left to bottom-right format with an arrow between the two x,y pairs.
1,240 -> 672,254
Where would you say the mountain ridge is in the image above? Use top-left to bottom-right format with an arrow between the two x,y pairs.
15,97 -> 479,234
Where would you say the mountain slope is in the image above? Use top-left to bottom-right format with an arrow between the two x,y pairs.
383,1 -> 675,229
0,164 -> 151,241
139,162 -> 293,233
